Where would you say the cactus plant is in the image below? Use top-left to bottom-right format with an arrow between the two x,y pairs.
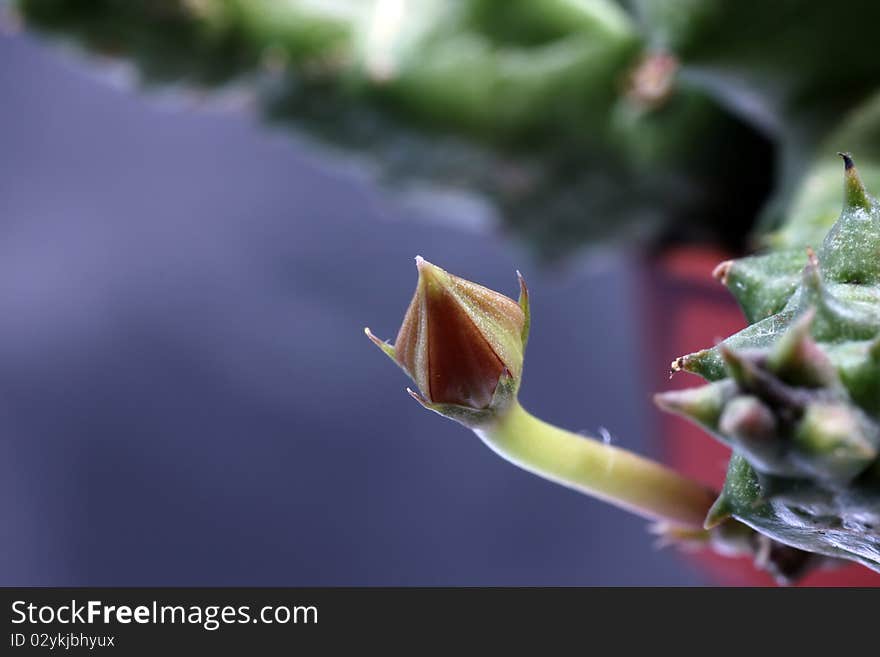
657,155 -> 880,574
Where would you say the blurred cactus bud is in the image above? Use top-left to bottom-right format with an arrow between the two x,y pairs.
838,337 -> 880,416
719,345 -> 763,390
767,309 -> 838,388
719,395 -> 784,473
366,257 -> 529,422
793,402 -> 879,482
625,51 -> 678,110
719,396 -> 776,441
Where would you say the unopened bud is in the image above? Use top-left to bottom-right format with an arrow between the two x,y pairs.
366,257 -> 529,422
720,396 -> 777,441
719,395 -> 786,474
767,309 -> 838,388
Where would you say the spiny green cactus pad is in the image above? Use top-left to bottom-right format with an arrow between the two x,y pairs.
659,156 -> 880,571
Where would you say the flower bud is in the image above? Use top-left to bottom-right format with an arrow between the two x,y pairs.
793,402 -> 879,483
767,309 -> 838,388
366,257 -> 529,422
719,395 -> 787,474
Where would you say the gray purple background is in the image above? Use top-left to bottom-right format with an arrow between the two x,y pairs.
0,32 -> 705,585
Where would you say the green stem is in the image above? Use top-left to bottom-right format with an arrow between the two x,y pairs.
475,401 -> 716,529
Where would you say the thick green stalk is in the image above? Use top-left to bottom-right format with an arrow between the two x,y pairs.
475,401 -> 716,529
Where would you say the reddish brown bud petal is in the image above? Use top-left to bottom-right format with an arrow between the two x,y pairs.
423,281 -> 505,407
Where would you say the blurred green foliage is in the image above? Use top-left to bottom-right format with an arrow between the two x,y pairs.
15,0 -> 880,258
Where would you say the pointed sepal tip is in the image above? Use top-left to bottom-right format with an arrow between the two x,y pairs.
365,327 -> 397,361
516,269 -> 531,348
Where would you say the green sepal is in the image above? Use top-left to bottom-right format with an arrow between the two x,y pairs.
406,370 -> 519,429
364,327 -> 397,362
517,270 -> 531,349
